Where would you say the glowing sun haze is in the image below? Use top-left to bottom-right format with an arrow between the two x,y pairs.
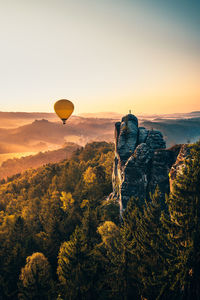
0,0 -> 199,115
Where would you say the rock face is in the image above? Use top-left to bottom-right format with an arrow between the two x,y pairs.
110,114 -> 186,214
115,114 -> 139,164
169,144 -> 191,192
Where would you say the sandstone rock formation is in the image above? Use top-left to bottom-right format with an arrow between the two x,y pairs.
169,144 -> 191,192
109,114 -> 189,214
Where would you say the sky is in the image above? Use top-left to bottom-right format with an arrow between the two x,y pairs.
0,0 -> 199,115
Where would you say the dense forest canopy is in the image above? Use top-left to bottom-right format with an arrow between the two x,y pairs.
0,141 -> 200,299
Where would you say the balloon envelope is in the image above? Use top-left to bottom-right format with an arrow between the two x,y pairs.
54,99 -> 74,124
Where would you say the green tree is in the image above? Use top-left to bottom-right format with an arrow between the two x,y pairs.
37,191 -> 79,274
96,221 -> 139,300
100,198 -> 120,225
162,142 -> 200,299
0,216 -> 32,299
57,225 -> 97,300
132,188 -> 171,299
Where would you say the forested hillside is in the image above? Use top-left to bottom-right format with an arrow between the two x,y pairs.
0,141 -> 200,299
0,143 -> 79,180
0,142 -> 115,299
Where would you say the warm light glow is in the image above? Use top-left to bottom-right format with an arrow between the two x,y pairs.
0,0 -> 199,114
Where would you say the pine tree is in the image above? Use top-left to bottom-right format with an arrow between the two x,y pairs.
0,216 -> 32,299
133,188 -> 171,299
57,219 -> 97,300
96,220 -> 139,300
162,142 -> 200,299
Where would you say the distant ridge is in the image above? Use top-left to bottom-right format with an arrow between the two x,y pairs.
0,111 -> 200,157
0,111 -> 56,119
0,118 -> 116,154
0,142 -> 79,180
190,111 -> 200,114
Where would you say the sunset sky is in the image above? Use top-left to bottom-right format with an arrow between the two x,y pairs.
0,0 -> 199,115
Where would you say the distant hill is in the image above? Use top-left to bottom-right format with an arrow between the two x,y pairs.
190,111 -> 200,115
141,117 -> 200,146
0,111 -> 56,119
0,118 -> 116,154
0,142 -> 79,180
0,111 -> 200,156
0,111 -> 57,128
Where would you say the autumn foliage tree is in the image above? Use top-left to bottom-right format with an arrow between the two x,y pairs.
18,252 -> 54,300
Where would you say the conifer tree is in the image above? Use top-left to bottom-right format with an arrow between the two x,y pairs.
1,216 -> 31,299
133,188 -> 171,299
122,197 -> 145,299
57,211 -> 98,300
96,220 -> 139,300
162,142 -> 200,299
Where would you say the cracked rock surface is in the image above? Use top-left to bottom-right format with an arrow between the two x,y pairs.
109,114 -> 186,214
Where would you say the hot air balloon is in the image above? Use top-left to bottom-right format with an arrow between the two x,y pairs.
54,99 -> 74,124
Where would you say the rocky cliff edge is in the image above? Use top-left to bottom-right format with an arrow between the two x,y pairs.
109,114 -> 190,214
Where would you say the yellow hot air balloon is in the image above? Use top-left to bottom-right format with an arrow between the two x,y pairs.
54,99 -> 74,124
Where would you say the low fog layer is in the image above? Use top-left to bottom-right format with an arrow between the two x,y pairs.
0,111 -> 200,179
